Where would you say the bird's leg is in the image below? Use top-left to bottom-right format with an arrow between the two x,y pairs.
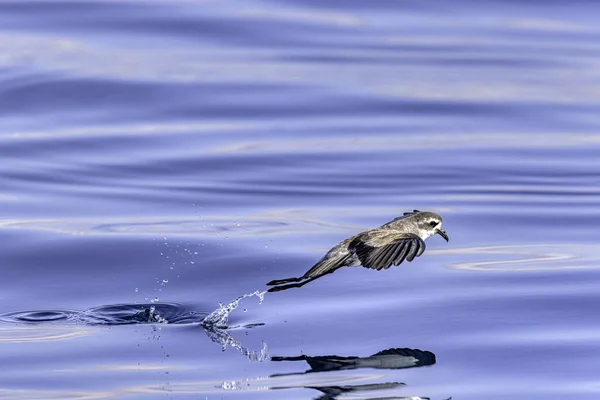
267,279 -> 311,292
267,268 -> 340,293
266,276 -> 303,286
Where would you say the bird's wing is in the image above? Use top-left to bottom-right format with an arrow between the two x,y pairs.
300,252 -> 353,279
349,232 -> 425,270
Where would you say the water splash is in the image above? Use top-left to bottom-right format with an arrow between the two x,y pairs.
203,326 -> 269,362
201,290 -> 266,329
200,290 -> 268,361
147,306 -> 168,324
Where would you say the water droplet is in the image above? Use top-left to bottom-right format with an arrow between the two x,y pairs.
202,290 -> 266,329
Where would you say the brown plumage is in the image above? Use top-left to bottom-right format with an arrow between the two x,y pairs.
266,210 -> 449,292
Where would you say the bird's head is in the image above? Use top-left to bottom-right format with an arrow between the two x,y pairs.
415,212 -> 449,242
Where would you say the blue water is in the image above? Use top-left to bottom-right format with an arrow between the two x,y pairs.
2,0 -> 600,399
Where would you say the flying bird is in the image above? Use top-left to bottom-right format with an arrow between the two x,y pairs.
267,210 -> 448,292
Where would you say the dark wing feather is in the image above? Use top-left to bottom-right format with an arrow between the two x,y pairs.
406,240 -> 419,262
393,242 -> 410,266
389,242 -> 406,266
371,244 -> 395,271
350,233 -> 426,270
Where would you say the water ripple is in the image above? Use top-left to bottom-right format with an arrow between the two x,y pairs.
434,244 -> 600,271
0,303 -> 202,326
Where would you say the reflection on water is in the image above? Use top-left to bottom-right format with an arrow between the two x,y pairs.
0,303 -> 202,325
0,326 -> 89,343
200,290 -> 271,361
438,244 -> 600,271
271,347 -> 436,374
0,301 -> 270,363
204,325 -> 269,362
0,210 -> 358,237
295,382 -> 405,400
269,348 -> 437,400
2,0 -> 600,398
0,301 -> 440,398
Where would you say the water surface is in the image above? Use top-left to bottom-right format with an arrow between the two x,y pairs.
1,0 -> 600,399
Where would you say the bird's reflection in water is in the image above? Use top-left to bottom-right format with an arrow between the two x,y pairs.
270,348 -> 437,400
302,382 -> 411,400
202,323 -> 269,362
272,347 -> 436,374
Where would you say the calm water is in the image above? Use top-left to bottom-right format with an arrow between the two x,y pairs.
1,0 -> 600,399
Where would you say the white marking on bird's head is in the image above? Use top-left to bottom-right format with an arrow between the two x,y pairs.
414,212 -> 447,241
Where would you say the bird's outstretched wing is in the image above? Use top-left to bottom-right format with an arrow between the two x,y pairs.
349,232 -> 425,270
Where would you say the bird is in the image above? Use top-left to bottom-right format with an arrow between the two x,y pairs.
266,210 -> 448,292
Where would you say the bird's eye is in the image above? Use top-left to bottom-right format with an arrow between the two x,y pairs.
429,221 -> 438,227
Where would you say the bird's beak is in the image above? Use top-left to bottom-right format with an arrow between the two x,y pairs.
436,229 -> 449,242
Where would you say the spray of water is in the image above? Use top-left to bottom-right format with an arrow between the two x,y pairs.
200,290 -> 269,361
147,306 -> 169,324
201,290 -> 266,329
203,326 -> 269,362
